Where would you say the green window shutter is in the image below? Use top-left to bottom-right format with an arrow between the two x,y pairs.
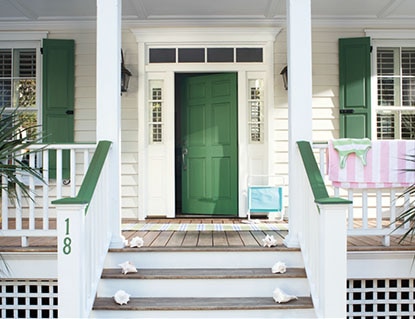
42,39 -> 75,179
339,37 -> 371,138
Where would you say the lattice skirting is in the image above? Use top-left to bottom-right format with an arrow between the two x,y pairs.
122,222 -> 288,232
347,278 -> 415,318
0,279 -> 58,319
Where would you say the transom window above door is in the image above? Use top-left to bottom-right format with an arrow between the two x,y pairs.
148,47 -> 263,64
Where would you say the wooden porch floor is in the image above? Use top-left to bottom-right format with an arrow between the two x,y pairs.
0,218 -> 414,252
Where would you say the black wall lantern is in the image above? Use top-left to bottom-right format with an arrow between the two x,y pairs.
280,66 -> 288,90
121,50 -> 132,93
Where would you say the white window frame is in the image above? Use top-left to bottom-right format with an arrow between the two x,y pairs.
0,32 -> 48,129
367,30 -> 415,140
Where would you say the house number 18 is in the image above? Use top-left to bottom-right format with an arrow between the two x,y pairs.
63,218 -> 72,255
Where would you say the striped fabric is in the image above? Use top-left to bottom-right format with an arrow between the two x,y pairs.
328,140 -> 415,188
122,223 -> 288,232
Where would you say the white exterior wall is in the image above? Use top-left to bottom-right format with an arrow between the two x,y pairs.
43,26 -> 368,220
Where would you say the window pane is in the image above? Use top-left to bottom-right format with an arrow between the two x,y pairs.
236,48 -> 263,62
149,80 -> 164,143
402,113 -> 415,139
207,48 -> 234,62
377,48 -> 397,76
248,79 -> 264,143
402,77 -> 415,106
17,49 -> 36,77
16,79 -> 36,108
377,112 -> 395,139
378,77 -> 400,106
0,80 -> 11,108
402,48 -> 415,76
149,48 -> 176,63
178,48 -> 204,63
0,49 -> 11,77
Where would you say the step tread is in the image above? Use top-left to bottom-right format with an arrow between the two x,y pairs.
101,267 -> 307,279
109,246 -> 301,253
93,297 -> 313,311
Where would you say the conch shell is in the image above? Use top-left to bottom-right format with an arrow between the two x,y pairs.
272,261 -> 287,274
262,234 -> 278,247
114,290 -> 130,305
273,288 -> 298,303
119,261 -> 138,275
130,236 -> 144,248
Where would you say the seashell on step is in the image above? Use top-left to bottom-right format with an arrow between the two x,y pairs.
114,290 -> 130,305
119,261 -> 138,275
272,261 -> 287,274
262,234 -> 278,247
130,236 -> 144,248
273,287 -> 298,303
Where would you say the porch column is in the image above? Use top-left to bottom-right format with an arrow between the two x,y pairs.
96,0 -> 124,248
284,0 -> 313,247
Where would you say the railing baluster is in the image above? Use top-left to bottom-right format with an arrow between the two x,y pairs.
83,149 -> 90,175
362,190 -> 368,229
42,149 -> 49,230
56,149 -> 63,199
28,152 -> 36,230
376,190 -> 382,229
348,190 -> 354,230
70,149 -> 76,197
2,173 -> 8,230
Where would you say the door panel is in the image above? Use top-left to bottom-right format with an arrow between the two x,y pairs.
181,73 -> 238,215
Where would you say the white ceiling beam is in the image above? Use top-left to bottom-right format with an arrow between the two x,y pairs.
5,0 -> 38,20
377,0 -> 405,18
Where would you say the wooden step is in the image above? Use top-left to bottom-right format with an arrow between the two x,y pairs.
93,296 -> 314,311
101,267 -> 307,279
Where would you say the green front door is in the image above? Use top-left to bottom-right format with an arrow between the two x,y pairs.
181,73 -> 238,215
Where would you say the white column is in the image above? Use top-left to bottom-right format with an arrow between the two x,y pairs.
284,0 -> 313,248
96,0 -> 124,248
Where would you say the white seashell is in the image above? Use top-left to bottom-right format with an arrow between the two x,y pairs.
262,234 -> 278,247
272,261 -> 287,274
119,261 -> 138,275
114,290 -> 130,305
130,236 -> 144,248
273,288 -> 298,303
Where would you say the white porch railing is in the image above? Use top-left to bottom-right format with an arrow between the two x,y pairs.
1,143 -> 96,247
313,142 -> 411,246
54,141 -> 112,318
297,141 -> 349,318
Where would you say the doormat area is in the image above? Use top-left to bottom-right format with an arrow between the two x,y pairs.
121,222 -> 288,232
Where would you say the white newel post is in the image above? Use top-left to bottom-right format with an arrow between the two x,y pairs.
317,203 -> 348,319
57,204 -> 87,318
96,0 -> 124,248
284,0 -> 313,247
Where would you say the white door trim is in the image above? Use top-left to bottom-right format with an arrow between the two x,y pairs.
133,26 -> 280,219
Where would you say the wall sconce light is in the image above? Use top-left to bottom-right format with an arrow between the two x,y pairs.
280,66 -> 288,90
121,50 -> 132,93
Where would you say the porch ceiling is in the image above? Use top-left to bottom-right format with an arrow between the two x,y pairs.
0,0 -> 414,26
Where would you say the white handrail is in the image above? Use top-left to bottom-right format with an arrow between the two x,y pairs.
55,141 -> 112,318
312,142 -> 411,246
0,143 -> 96,247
